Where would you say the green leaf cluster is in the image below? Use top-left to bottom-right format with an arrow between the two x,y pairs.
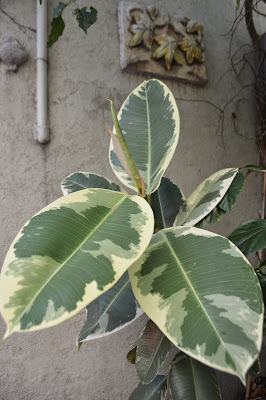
47,1 -> 98,48
0,80 -> 264,398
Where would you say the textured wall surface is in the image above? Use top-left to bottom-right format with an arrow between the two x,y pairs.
0,1 -> 264,399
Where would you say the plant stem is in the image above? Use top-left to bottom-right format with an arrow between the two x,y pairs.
147,194 -> 152,206
245,374 -> 251,400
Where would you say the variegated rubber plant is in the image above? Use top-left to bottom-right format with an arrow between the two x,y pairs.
0,79 -> 264,399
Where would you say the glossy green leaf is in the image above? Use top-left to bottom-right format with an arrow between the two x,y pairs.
174,168 -> 238,227
248,358 -> 260,377
196,172 -> 244,228
74,7 -> 98,34
228,220 -> 266,256
256,266 -> 266,345
77,272 -> 142,344
241,164 -> 264,170
136,319 -> 172,384
0,189 -> 154,337
109,79 -> 180,195
168,353 -> 221,400
129,375 -> 167,400
151,177 -> 185,229
196,208 -> 223,228
259,261 -> 266,269
47,2 -> 67,48
129,226 -> 263,383
256,266 -> 266,303
61,172 -> 121,195
218,172 -> 244,213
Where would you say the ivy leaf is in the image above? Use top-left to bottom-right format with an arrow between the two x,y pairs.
47,2 -> 67,48
153,34 -> 183,70
52,2 -> 67,18
74,7 -> 98,34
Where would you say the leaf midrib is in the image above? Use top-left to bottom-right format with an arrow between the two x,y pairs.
145,376 -> 167,399
10,195 -> 127,331
157,190 -> 167,228
145,83 -> 151,194
140,331 -> 168,383
190,357 -> 199,400
162,231 -> 236,368
230,225 -> 266,245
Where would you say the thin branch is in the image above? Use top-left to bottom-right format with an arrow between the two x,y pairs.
252,7 -> 266,17
175,82 -> 254,149
174,97 -> 222,113
0,7 -> 36,33
223,1 -> 246,36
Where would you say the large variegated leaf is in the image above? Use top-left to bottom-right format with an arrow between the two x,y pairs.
129,226 -> 263,383
136,319 -> 172,384
0,189 -> 154,337
109,80 -> 180,195
151,177 -> 185,229
168,353 -> 221,400
129,375 -> 167,400
228,219 -> 266,256
61,171 -> 121,195
77,272 -> 142,345
174,168 -> 238,227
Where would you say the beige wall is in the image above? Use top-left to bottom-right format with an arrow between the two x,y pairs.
0,1 -> 263,399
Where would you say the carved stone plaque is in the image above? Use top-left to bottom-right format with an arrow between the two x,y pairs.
118,2 -> 208,85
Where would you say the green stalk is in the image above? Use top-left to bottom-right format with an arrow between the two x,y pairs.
108,99 -> 143,195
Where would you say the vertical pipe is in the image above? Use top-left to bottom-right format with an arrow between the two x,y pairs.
36,0 -> 49,144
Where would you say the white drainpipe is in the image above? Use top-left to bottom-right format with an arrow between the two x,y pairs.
36,0 -> 49,144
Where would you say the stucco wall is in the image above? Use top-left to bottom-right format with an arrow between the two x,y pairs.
0,1 -> 264,399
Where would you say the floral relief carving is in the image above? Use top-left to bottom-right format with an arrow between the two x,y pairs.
146,5 -> 159,21
118,2 -> 207,85
153,34 -> 183,70
129,13 -> 155,50
179,35 -> 204,64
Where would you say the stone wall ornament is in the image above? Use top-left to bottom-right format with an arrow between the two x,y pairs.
118,2 -> 207,85
0,38 -> 27,72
